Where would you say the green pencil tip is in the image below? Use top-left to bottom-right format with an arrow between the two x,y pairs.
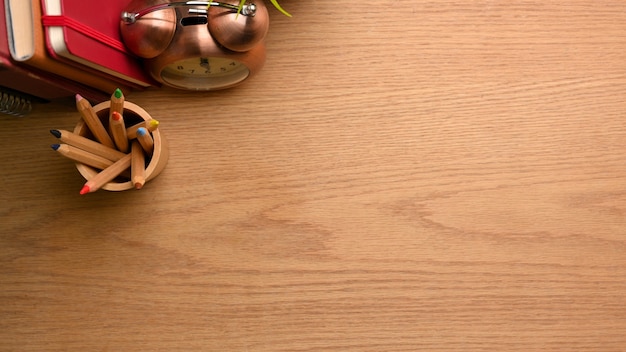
114,88 -> 123,99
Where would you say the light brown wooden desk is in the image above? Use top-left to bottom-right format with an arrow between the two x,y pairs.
2,1 -> 626,350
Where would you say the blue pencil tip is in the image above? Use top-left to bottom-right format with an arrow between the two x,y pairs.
51,144 -> 60,150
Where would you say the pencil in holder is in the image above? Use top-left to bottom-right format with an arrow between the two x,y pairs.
73,101 -> 168,191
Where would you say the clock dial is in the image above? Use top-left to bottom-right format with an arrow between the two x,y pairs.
160,57 -> 250,90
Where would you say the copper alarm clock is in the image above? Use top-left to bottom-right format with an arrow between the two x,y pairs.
120,0 -> 269,90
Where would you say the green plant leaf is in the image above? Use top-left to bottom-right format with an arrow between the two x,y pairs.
236,0 -> 246,16
269,0 -> 292,17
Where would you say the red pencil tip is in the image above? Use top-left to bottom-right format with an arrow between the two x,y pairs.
112,111 -> 122,121
79,185 -> 90,195
134,182 -> 143,190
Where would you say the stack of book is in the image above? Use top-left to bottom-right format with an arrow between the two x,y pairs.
1,0 -> 156,116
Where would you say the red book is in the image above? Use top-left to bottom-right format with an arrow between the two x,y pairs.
1,0 -> 107,103
5,0 -> 137,97
40,0 -> 157,88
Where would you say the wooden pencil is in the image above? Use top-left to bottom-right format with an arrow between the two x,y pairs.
136,127 -> 154,154
80,153 -> 132,195
51,143 -> 116,170
126,119 -> 159,139
131,140 -> 146,190
75,94 -> 115,149
50,129 -> 126,161
109,88 -> 124,120
109,111 -> 129,152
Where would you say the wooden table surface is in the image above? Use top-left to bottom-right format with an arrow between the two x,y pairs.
2,1 -> 626,351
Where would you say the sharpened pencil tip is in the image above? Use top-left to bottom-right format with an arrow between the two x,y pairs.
112,111 -> 122,121
136,127 -> 147,136
114,88 -> 123,99
75,94 -> 82,102
51,144 -> 60,150
134,182 -> 143,190
79,185 -> 90,195
50,129 -> 61,138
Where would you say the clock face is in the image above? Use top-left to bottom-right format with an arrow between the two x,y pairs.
160,57 -> 250,90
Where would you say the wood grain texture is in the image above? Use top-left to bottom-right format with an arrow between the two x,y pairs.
1,1 -> 626,351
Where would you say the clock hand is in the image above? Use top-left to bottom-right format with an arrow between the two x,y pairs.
199,58 -> 210,72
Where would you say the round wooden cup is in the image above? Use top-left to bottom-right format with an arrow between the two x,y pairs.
73,101 -> 169,191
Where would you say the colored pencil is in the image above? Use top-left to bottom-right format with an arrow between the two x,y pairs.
126,119 -> 159,139
109,88 -> 124,120
109,111 -> 129,152
51,143 -> 116,170
80,153 -> 132,195
75,94 -> 115,149
50,129 -> 126,161
131,140 -> 146,190
136,127 -> 154,154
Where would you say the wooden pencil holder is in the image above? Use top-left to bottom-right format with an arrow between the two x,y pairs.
73,101 -> 168,191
